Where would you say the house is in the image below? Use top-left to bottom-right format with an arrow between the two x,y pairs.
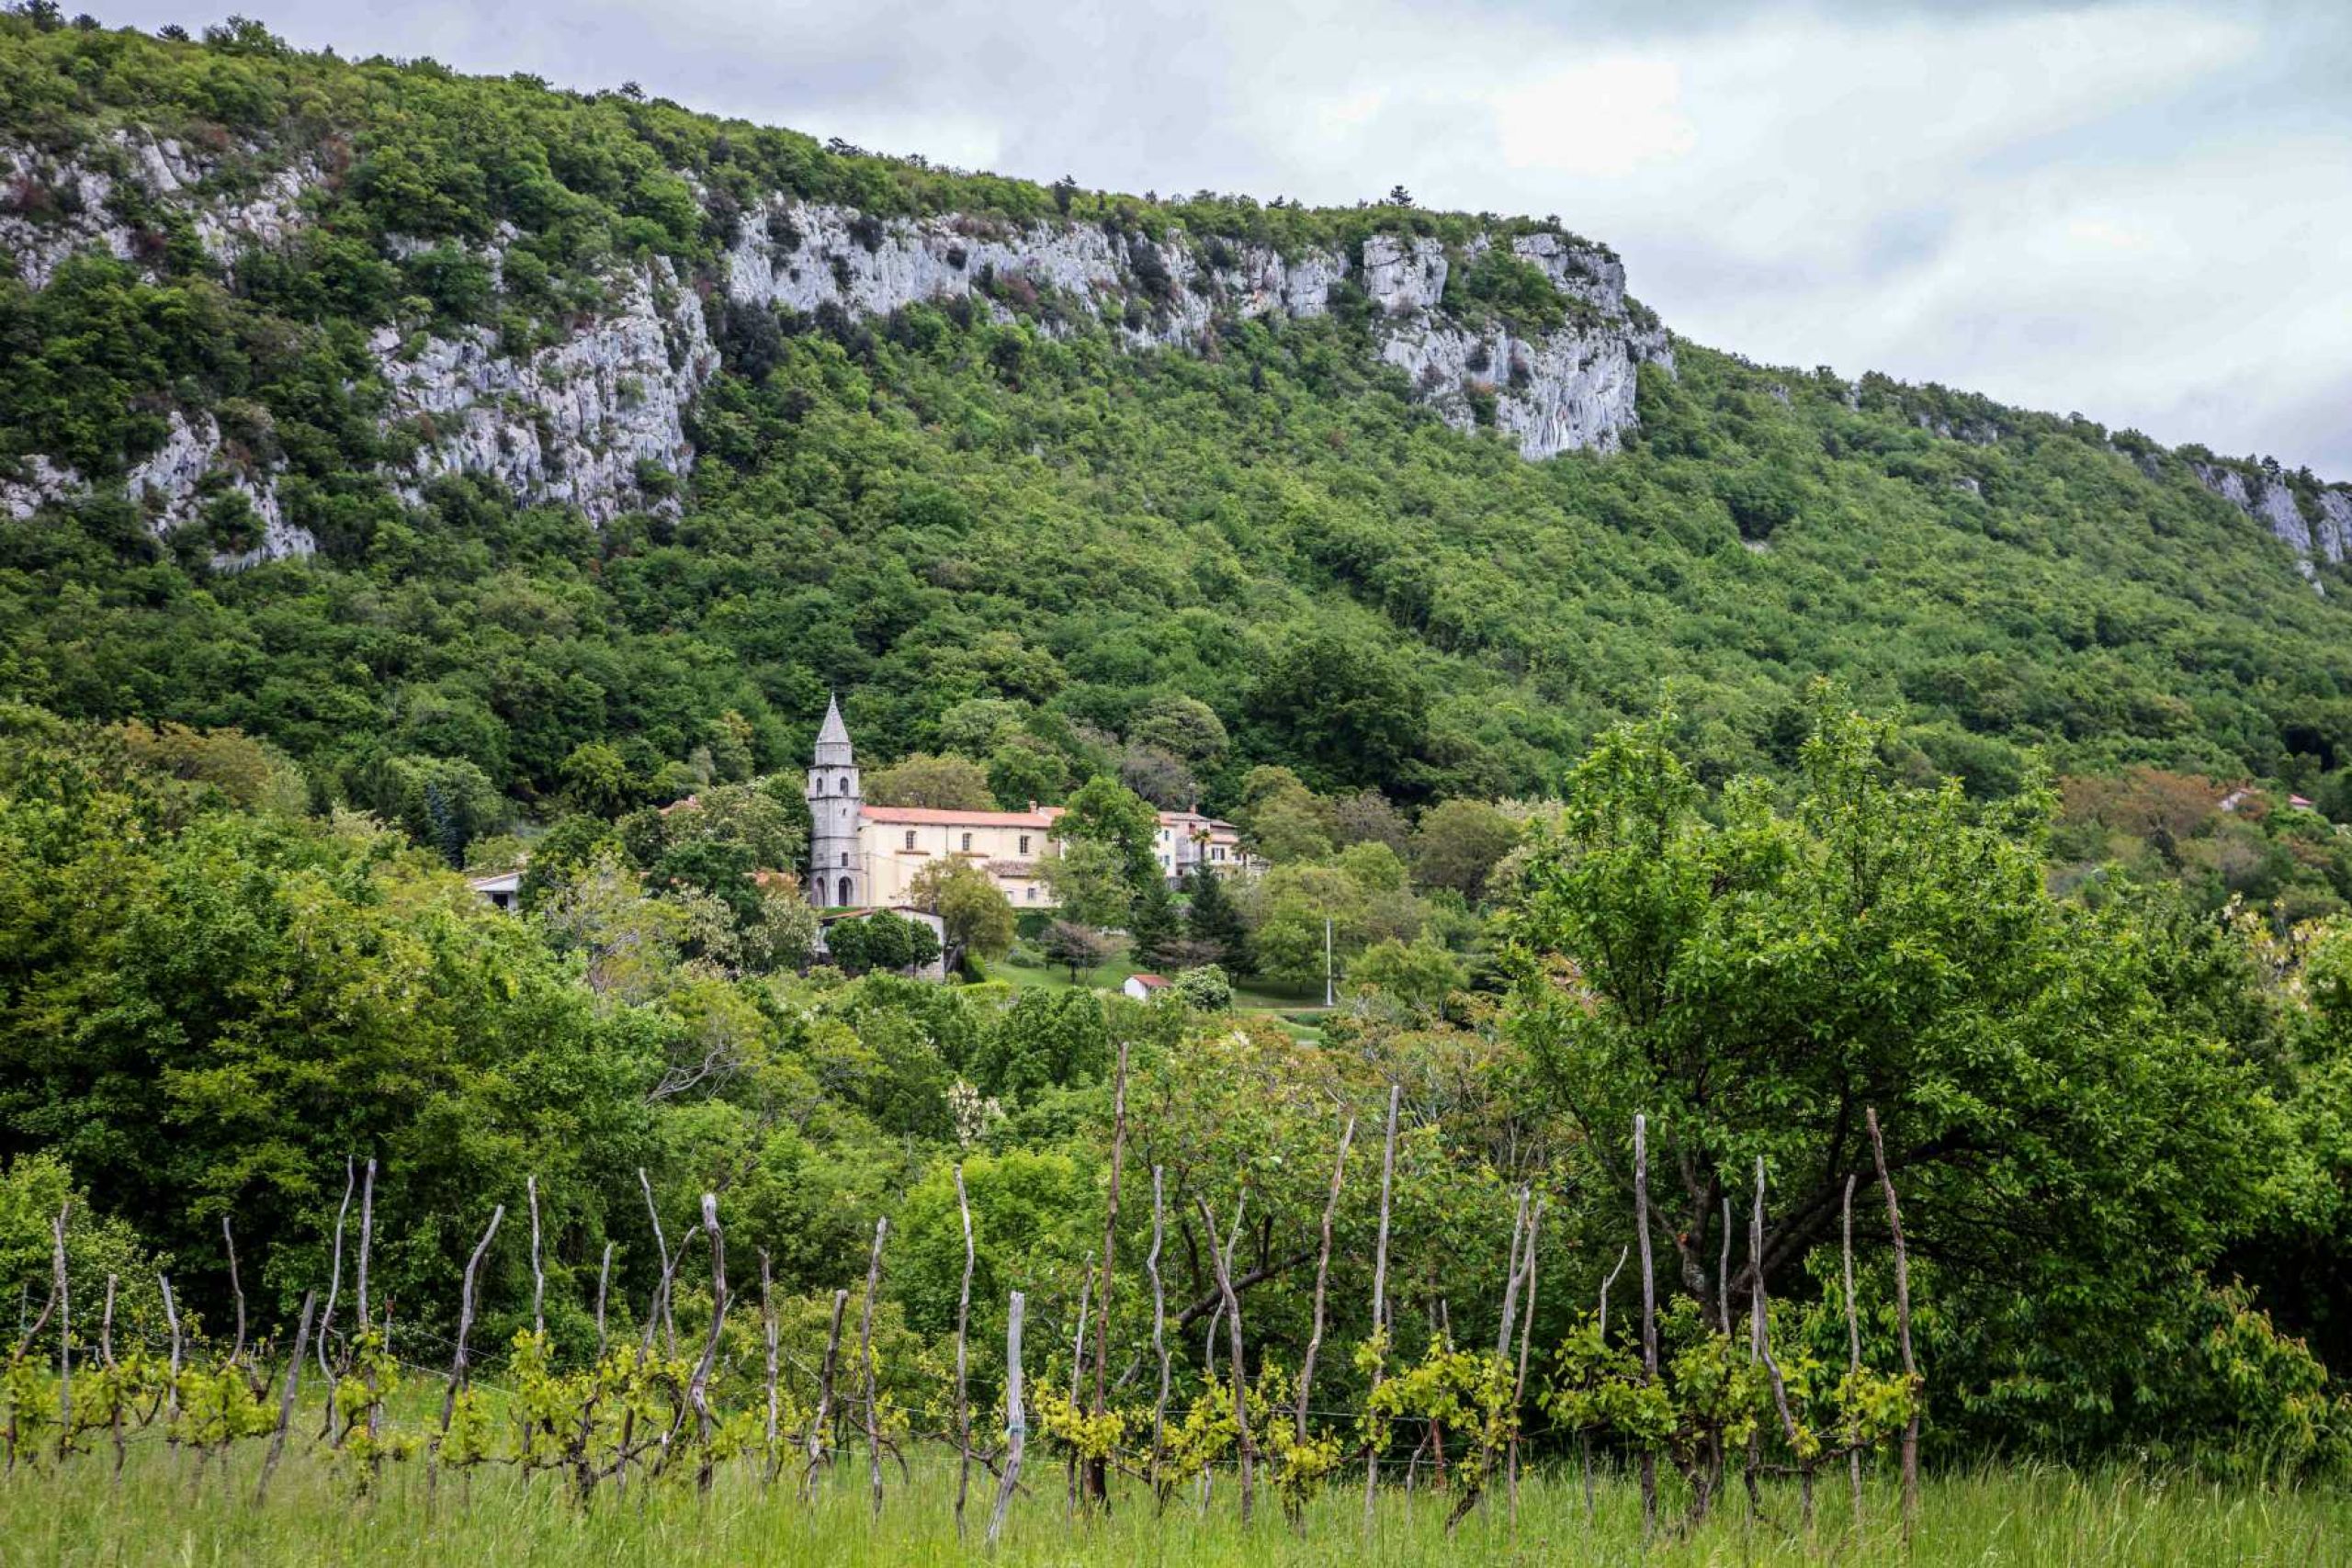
1123,973 -> 1171,1001
805,696 -> 1262,910
468,869 -> 522,912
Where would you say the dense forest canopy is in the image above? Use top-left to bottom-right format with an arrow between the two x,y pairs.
5,10 -> 2352,1483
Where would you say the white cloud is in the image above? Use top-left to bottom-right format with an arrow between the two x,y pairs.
91,0 -> 2352,471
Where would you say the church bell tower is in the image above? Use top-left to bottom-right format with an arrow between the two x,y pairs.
807,694 -> 863,908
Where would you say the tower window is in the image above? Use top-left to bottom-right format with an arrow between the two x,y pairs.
838,852 -> 848,867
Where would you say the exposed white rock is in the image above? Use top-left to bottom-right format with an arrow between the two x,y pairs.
6,135 -> 1675,533
1,132 -> 315,287
1360,234 -> 1447,315
0,408 -> 309,570
727,199 -> 1670,459
375,256 -> 717,524
2188,460 -> 2352,591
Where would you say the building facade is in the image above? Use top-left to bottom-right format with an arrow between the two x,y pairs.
805,702 -> 1261,909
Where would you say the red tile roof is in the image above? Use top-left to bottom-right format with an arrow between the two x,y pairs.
861,805 -> 1057,829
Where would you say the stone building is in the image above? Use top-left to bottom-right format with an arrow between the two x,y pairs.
804,699 -> 1259,909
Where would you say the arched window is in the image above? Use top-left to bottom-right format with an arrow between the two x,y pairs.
838,875 -> 854,907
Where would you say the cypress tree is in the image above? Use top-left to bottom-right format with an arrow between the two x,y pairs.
1183,865 -> 1250,976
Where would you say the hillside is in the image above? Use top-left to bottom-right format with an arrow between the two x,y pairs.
6,13 -> 2352,828
13,12 -> 2352,1490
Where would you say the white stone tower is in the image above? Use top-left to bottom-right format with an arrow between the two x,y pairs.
807,694 -> 863,908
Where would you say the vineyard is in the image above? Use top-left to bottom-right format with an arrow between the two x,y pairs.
0,1077 -> 2191,1565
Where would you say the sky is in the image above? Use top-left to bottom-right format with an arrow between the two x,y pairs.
110,1 -> 2352,476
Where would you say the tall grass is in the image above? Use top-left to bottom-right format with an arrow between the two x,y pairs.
1,1447 -> 2341,1566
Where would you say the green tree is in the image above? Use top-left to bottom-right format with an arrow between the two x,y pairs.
1507,706 -> 2279,1406
1040,839 -> 1135,928
1412,798 -> 1522,901
560,741 -> 639,816
1054,775 -> 1160,893
908,857 -> 1015,960
1127,872 -> 1180,968
1182,864 -> 1250,974
869,751 -> 996,810
1039,919 -> 1112,984
1344,937 -> 1466,1021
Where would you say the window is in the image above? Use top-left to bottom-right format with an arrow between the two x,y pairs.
1025,886 -> 1036,901
838,852 -> 849,867
1019,834 -> 1031,855
961,832 -> 972,852
1212,846 -> 1225,862
904,829 -> 917,851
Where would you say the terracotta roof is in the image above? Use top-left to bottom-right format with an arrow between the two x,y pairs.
862,805 -> 1058,828
1128,973 -> 1170,988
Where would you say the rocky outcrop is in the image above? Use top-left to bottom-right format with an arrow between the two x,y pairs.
1,130 -> 313,288
0,408 -> 306,571
374,256 -> 717,525
5,133 -> 1672,556
725,201 -> 1672,459
2189,461 -> 2352,590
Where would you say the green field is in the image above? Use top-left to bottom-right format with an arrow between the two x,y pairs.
2,1449 -> 2341,1567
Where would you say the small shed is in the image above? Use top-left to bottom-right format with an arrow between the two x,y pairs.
468,869 -> 522,912
1123,973 -> 1171,1002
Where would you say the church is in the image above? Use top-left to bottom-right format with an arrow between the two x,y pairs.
805,695 -> 1259,910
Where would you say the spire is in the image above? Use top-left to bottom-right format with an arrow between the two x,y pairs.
814,693 -> 854,768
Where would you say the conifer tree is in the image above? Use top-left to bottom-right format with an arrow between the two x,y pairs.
1183,864 -> 1250,976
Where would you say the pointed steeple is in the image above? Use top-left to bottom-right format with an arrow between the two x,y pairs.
814,692 -> 854,767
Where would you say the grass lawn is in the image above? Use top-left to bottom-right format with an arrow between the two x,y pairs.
978,945 -> 1330,1037
5,1444 -> 2343,1566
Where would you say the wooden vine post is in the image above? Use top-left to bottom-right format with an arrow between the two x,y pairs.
761,1250 -> 782,1487
858,1216 -> 888,1517
804,1288 -> 849,1498
596,1242 -> 615,1357
1293,1116 -> 1355,1527
1087,1039 -> 1129,1506
987,1290 -> 1027,1548
690,1193 -> 728,1493
442,1203 -> 504,1436
254,1292 -> 316,1505
1509,1196 -> 1543,1529
1195,1194 -> 1256,1525
1753,1156 -> 1811,1530
526,1175 -> 546,1340
1363,1081 -> 1400,1523
317,1156 -> 353,1416
637,1168 -> 675,1358
954,1165 -> 976,1535
1634,1113 -> 1659,1539
50,1203 -> 69,1457
1587,1246 -> 1627,1523
1147,1165 -> 1170,1502
222,1215 -> 247,1371
1867,1109 -> 1919,1535
1842,1173 -> 1864,1528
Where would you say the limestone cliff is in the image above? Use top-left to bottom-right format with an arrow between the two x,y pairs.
2187,459 -> 2352,589
2,131 -> 1671,563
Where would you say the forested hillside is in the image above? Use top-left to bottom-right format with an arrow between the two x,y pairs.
5,12 -> 2352,834
6,10 -> 2352,1497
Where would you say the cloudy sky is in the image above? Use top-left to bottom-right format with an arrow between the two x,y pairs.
116,1 -> 2351,474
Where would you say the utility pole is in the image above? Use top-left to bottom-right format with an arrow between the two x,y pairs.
1324,916 -> 1334,1007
